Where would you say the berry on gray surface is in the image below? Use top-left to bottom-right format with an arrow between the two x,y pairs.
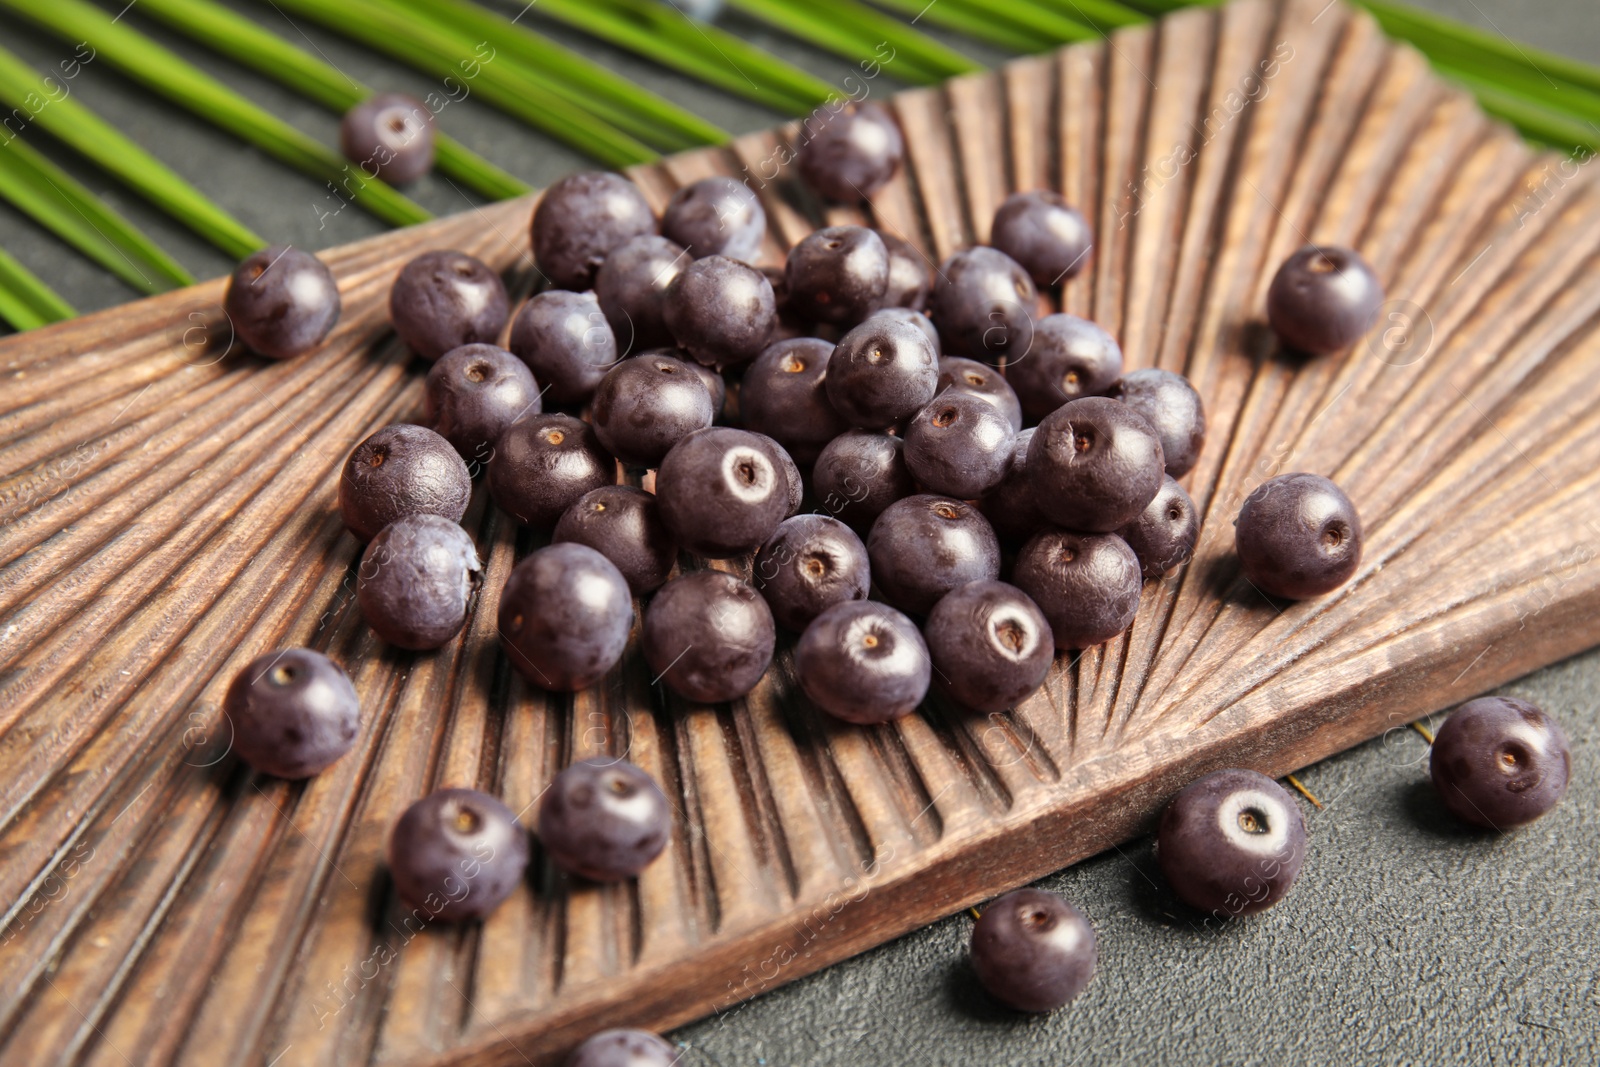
1013,530 -> 1141,649
497,542 -> 633,691
924,580 -> 1053,714
1157,768 -> 1306,918
826,314 -> 939,430
796,599 -> 929,724
1234,473 -> 1361,599
937,356 -> 1022,432
566,1029 -> 681,1067
508,290 -> 619,407
970,888 -> 1096,1012
1119,475 -> 1199,580
389,250 -> 509,362
1431,696 -> 1571,828
784,225 -> 889,326
594,234 -> 688,353
811,430 -> 916,533
902,389 -> 1017,500
423,343 -> 541,467
1007,314 -> 1123,425
340,92 -> 435,184
553,485 -> 678,596
753,514 -> 871,632
739,337 -> 849,466
929,246 -> 1037,363
223,245 -> 340,360
223,648 -> 360,779
532,170 -> 658,292
654,427 -> 792,558
357,514 -> 482,651
488,413 -> 616,530
591,353 -> 714,467
664,255 -> 776,368
989,191 -> 1093,287
339,424 -> 472,543
538,758 -> 671,881
388,788 -> 529,922
1266,244 -> 1384,355
642,570 -> 775,703
662,176 -> 766,262
1109,367 -> 1206,477
867,495 -> 1001,615
796,101 -> 904,203
1028,396 -> 1165,533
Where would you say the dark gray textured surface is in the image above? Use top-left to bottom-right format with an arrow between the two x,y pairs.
1,2 -> 1596,1064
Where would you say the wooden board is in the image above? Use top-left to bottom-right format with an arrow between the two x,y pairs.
2,1 -> 1599,1062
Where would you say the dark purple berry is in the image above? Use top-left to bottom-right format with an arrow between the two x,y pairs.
683,357 -> 727,419
388,788 -> 529,922
774,443 -> 804,518
740,337 -> 848,466
1266,244 -> 1384,354
811,430 -> 915,532
903,390 -> 1017,499
390,251 -> 509,362
664,255 -> 776,368
868,495 -> 1001,615
826,315 -> 939,430
929,246 -> 1037,363
423,343 -> 541,466
662,176 -> 766,262
785,225 -> 888,326
357,515 -> 482,650
508,290 -> 618,407
591,353 -> 713,467
224,245 -> 340,360
753,514 -> 870,632
553,485 -> 677,595
1014,531 -> 1140,649
868,305 -> 940,355
340,424 -> 471,542
925,580 -> 1053,714
223,648 -> 359,779
875,230 -> 932,310
1008,314 -> 1123,424
989,191 -> 1093,287
642,571 -> 775,703
971,888 -> 1096,1012
340,92 -> 434,184
1157,769 -> 1306,917
978,428 -> 1042,547
489,413 -> 615,530
655,427 -> 791,558
594,235 -> 687,353
1028,396 -> 1164,533
532,170 -> 658,292
538,758 -> 671,881
566,1030 -> 680,1067
796,101 -> 904,202
498,542 -> 632,691
796,600 -> 929,724
1119,475 -> 1198,579
1234,473 -> 1361,599
938,356 -> 1022,432
1109,368 -> 1206,477
1431,697 -> 1571,828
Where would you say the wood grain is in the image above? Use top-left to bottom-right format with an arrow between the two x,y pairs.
2,2 -> 1599,1063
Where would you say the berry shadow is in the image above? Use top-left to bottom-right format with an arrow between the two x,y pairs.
1396,778 -> 1495,841
1115,842 -> 1255,939
941,953 -> 1051,1026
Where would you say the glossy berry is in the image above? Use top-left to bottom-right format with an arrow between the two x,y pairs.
740,338 -> 849,466
1013,531 -> 1141,649
867,305 -> 940,355
971,889 -> 1096,1012
423,343 -> 541,466
508,290 -> 618,406
978,428 -> 1042,547
938,356 -> 1022,432
753,514 -> 871,632
489,413 -> 615,530
655,427 -> 792,558
1028,396 -> 1164,533
539,758 -> 671,881
683,358 -> 727,420
811,430 -> 915,532
388,788 -> 528,922
642,571 -> 775,703
1008,314 -> 1123,425
566,1030 -> 680,1067
357,515 -> 482,650
785,226 -> 888,326
591,353 -> 714,467
224,245 -> 340,360
925,580 -> 1053,714
553,485 -> 677,595
594,235 -> 687,353
826,315 -> 939,429
532,170 -> 658,292
875,230 -> 932,311
929,246 -> 1037,362
1119,475 -> 1198,580
796,600 -> 929,724
1267,244 -> 1384,354
390,251 -> 509,362
796,101 -> 904,202
662,176 -> 766,262
1109,368 -> 1206,477
498,542 -> 632,691
903,390 -> 1017,500
868,495 -> 1001,615
775,445 -> 804,518
1157,769 -> 1306,918
223,648 -> 359,779
340,424 -> 471,543
989,191 -> 1093,286
340,92 -> 434,184
664,255 -> 776,368
1234,473 -> 1361,599
1431,697 -> 1571,828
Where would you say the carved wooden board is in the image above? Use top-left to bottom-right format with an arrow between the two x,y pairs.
2,1 -> 1599,1063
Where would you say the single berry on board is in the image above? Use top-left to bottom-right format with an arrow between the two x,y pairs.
924,580 -> 1054,714
423,343 -> 541,466
538,758 -> 671,881
508,290 -> 618,407
532,170 -> 657,291
796,599 -> 930,724
1013,530 -> 1142,649
223,648 -> 360,779
388,788 -> 529,922
224,245 -> 340,360
867,495 -> 1001,615
497,542 -> 633,691
796,101 -> 905,202
1266,244 -> 1384,354
488,413 -> 615,530
753,514 -> 871,632
642,571 -> 776,703
339,424 -> 471,543
357,514 -> 482,651
553,485 -> 678,596
989,190 -> 1093,287
1234,473 -> 1362,600
389,250 -> 509,362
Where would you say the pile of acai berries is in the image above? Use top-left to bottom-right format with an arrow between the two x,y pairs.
216,100 -> 1573,1061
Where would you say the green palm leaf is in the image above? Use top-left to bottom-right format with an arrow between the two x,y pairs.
726,0 -> 981,84
0,245 -> 75,331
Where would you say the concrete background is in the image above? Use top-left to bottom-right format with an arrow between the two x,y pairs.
1,1 -> 1596,1064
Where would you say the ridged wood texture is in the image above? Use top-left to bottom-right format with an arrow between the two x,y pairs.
3,1 -> 1599,1063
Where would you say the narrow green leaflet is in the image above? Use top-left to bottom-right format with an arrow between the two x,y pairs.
0,245 -> 75,331
727,0 -> 981,84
